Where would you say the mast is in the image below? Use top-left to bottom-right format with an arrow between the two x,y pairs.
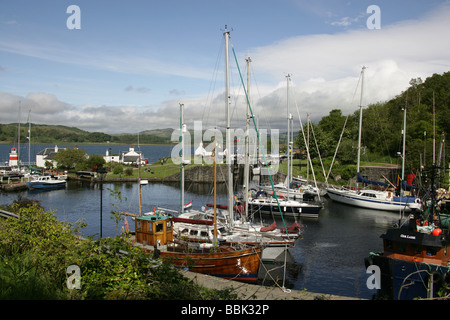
18,101 -> 21,167
180,103 -> 185,214
213,132 -> 218,245
138,132 -> 142,216
356,66 -> 366,189
401,99 -> 407,194
224,25 -> 233,227
286,74 -> 291,199
243,57 -> 251,222
27,109 -> 31,166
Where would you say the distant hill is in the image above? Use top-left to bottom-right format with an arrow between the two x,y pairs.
0,124 -> 174,145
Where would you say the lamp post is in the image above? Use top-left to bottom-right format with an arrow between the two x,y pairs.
98,167 -> 107,238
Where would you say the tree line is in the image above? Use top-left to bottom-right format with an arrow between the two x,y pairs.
295,71 -> 450,175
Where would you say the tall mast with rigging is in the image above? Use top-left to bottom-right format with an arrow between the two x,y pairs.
356,66 -> 366,190
224,25 -> 233,228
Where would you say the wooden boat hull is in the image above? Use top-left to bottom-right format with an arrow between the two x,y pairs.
158,245 -> 262,283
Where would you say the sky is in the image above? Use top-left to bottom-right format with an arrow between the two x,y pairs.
0,0 -> 449,134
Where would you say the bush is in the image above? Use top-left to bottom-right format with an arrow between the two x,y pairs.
124,167 -> 133,176
0,200 -> 237,300
113,165 -> 123,175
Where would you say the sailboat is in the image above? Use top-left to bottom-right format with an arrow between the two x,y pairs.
326,67 -> 421,212
170,39 -> 297,265
132,27 -> 262,283
249,74 -> 322,218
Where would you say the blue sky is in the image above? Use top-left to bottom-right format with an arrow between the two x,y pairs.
0,0 -> 449,133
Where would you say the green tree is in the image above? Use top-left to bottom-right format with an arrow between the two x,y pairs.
84,154 -> 106,172
53,148 -> 88,170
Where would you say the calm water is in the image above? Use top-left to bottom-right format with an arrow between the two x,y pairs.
0,144 -> 402,299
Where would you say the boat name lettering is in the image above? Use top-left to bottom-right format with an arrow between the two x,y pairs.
400,234 -> 416,240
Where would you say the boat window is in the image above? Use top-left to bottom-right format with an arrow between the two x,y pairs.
397,242 -> 407,253
200,231 -> 208,237
412,245 -> 422,255
385,240 -> 393,250
426,246 -> 437,256
190,230 -> 198,236
136,220 -> 141,231
156,223 -> 163,233
166,220 -> 172,230
361,193 -> 376,198
180,228 -> 189,234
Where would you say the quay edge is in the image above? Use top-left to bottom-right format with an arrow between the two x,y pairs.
180,270 -> 364,300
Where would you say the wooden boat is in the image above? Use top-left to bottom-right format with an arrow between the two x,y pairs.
133,213 -> 262,282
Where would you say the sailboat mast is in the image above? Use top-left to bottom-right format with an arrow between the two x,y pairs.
224,26 -> 233,227
243,57 -> 251,222
402,99 -> 407,192
356,66 -> 366,189
213,132 -> 218,244
138,132 -> 142,216
286,74 -> 291,199
27,109 -> 31,166
180,103 -> 185,213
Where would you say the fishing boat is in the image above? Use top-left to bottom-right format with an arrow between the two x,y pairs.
365,163 -> 450,300
26,175 -> 67,190
133,212 -> 262,283
326,67 -> 421,212
365,202 -> 450,299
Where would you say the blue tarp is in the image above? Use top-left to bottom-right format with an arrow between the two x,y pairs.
357,172 -> 389,187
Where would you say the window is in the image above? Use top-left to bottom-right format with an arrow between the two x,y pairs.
397,242 -> 406,253
156,223 -> 163,233
426,246 -> 437,256
385,240 -> 393,251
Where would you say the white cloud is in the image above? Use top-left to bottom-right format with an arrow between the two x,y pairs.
1,3 -> 449,134
244,2 -> 450,124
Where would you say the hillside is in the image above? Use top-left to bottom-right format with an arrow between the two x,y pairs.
0,124 -> 173,145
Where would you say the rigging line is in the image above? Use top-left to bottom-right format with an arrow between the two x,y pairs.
309,118 -> 328,182
290,84 -> 321,201
230,43 -> 289,234
202,39 -> 224,126
326,70 -> 363,183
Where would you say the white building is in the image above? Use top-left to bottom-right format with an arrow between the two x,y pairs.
104,149 -> 120,164
36,145 -> 60,168
121,146 -> 146,165
8,147 -> 18,166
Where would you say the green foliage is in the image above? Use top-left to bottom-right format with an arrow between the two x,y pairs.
53,148 -> 88,170
0,200 -> 236,300
0,124 -> 172,145
295,71 -> 450,184
113,165 -> 123,175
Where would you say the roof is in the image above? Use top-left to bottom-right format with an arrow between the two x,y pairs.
136,214 -> 171,222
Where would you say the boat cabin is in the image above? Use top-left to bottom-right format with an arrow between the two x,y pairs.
134,214 -> 173,247
380,218 -> 449,266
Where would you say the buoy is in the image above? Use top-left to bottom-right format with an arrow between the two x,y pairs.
432,228 -> 442,236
